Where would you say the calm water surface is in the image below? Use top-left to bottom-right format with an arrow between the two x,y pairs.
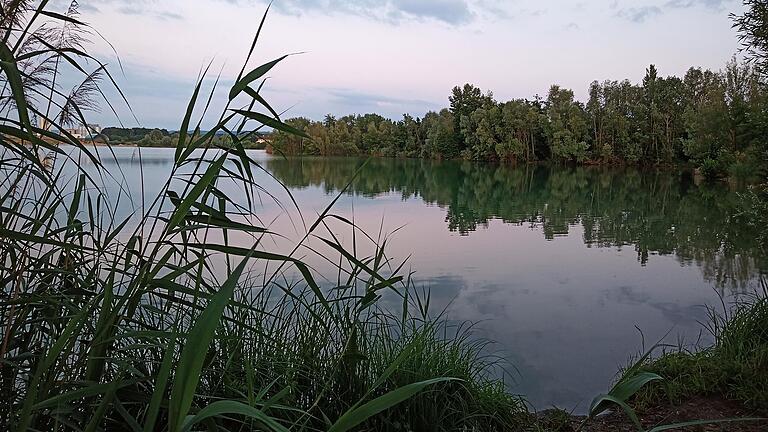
85,147 -> 767,411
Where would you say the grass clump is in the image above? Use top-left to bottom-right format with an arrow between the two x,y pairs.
628,290 -> 768,412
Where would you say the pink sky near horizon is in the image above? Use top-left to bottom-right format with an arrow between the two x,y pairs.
77,0 -> 746,128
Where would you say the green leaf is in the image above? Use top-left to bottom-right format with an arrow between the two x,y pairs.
183,214 -> 268,233
328,378 -> 457,432
0,42 -> 31,128
243,86 -> 281,120
229,55 -> 288,101
589,372 -> 663,416
611,372 -> 663,401
233,110 -> 309,138
39,9 -> 88,26
165,154 -> 226,233
184,242 -> 333,317
588,394 -> 644,431
143,338 -> 177,432
168,256 -> 251,431
176,64 -> 212,164
32,380 -> 137,410
180,400 -> 289,432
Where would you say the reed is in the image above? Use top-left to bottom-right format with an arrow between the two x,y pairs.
0,2 -> 527,431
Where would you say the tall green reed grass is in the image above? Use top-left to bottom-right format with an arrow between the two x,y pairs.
0,2 -> 527,431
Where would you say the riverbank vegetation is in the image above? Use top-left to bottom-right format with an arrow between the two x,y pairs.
632,290 -> 768,412
101,127 -> 268,149
531,288 -> 768,431
271,60 -> 767,178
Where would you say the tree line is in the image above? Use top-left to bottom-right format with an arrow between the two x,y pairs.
272,59 -> 768,179
101,127 -> 268,149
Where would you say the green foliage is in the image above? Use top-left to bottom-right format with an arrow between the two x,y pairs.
270,62 -> 768,179
628,292 -> 768,412
698,157 -> 723,179
103,127 -> 171,143
572,296 -> 768,431
2,3 -> 767,431
0,3 -> 527,431
102,126 -> 271,148
739,185 -> 768,251
731,0 -> 768,76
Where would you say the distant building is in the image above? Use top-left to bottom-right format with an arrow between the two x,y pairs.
256,134 -> 272,144
64,124 -> 102,139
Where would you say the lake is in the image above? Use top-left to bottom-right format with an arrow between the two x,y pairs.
83,146 -> 767,411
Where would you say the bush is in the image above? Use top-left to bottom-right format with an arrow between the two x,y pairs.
697,158 -> 723,179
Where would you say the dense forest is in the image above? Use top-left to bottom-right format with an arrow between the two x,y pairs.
272,60 -> 768,179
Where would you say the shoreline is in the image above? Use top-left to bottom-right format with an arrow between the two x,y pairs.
82,141 -> 761,185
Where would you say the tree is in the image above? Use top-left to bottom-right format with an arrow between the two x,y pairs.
272,117 -> 311,155
261,56 -> 765,174
656,76 -> 685,160
546,85 -> 589,162
149,128 -> 164,143
681,70 -> 730,170
423,109 -> 459,158
641,64 -> 662,160
498,99 -> 543,162
587,81 -> 608,159
401,113 -> 422,156
463,105 -> 503,161
731,0 -> 768,75
449,84 -> 493,150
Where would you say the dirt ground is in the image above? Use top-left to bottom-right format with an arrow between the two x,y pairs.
539,396 -> 767,431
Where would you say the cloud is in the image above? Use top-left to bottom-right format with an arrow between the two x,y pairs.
87,0 -> 513,25
83,0 -> 184,20
616,6 -> 662,23
603,286 -> 708,326
156,11 -> 183,20
474,0 -> 512,20
116,6 -> 143,15
614,0 -> 736,23
390,0 -> 473,25
78,3 -> 100,12
324,88 -> 440,113
665,0 -> 733,10
264,0 -> 496,25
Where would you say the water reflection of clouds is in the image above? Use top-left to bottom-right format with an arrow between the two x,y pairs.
409,274 -> 594,408
406,258 -> 723,410
603,285 -> 710,327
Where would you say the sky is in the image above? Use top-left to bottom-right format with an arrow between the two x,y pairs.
68,0 -> 747,129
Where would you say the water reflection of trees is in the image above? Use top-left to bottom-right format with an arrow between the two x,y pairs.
265,157 -> 766,292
